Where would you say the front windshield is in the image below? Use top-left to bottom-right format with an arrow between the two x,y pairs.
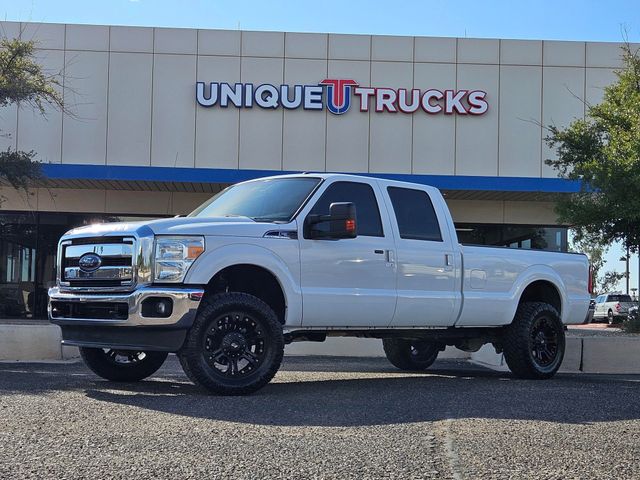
189,177 -> 321,222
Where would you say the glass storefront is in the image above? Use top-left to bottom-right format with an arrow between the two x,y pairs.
455,224 -> 568,252
0,212 -> 158,320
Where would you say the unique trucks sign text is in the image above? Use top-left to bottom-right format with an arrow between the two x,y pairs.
196,79 -> 488,116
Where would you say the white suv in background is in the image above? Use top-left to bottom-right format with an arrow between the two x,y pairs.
593,293 -> 636,324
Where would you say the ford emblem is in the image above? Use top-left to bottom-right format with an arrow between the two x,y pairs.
78,252 -> 102,272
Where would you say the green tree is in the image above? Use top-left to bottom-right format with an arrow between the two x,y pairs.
569,228 -> 624,294
546,43 -> 640,252
600,270 -> 625,293
0,37 -> 64,197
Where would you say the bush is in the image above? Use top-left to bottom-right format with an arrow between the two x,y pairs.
622,313 -> 640,333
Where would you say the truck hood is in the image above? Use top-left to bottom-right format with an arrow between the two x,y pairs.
65,216 -> 292,239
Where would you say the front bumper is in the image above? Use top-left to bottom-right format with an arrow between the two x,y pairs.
48,286 -> 204,327
48,286 -> 204,351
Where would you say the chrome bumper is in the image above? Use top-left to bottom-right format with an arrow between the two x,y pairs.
48,286 -> 204,328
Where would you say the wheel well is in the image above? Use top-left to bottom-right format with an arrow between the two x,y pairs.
205,264 -> 286,324
519,280 -> 562,316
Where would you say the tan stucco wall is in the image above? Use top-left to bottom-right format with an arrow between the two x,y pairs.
0,21 -> 626,180
447,199 -> 559,225
1,186 -> 559,224
0,187 -> 212,216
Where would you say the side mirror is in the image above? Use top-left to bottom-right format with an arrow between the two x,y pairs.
305,202 -> 357,239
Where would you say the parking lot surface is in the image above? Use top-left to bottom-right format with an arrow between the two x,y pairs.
1,356 -> 639,479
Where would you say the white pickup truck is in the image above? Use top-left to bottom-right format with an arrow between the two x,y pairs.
49,173 -> 591,394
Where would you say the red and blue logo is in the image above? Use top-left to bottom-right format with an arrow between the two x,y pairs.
319,79 -> 359,115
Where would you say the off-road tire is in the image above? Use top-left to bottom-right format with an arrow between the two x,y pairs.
503,301 -> 565,380
178,292 -> 284,395
608,309 -> 615,325
79,347 -> 168,382
382,338 -> 439,371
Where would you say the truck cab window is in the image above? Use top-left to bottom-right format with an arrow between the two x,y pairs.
387,187 -> 442,242
309,181 -> 383,237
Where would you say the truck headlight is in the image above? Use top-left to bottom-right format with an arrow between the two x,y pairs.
154,236 -> 205,283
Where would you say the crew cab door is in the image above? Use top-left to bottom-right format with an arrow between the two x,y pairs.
593,295 -> 603,318
383,185 -> 461,327
298,179 -> 397,327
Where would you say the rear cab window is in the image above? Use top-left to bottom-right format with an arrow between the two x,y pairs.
387,186 -> 442,242
608,295 -> 633,302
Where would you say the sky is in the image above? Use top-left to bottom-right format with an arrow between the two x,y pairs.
2,0 -> 640,293
1,0 -> 639,43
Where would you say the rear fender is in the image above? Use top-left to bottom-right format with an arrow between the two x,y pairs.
507,265 -> 568,324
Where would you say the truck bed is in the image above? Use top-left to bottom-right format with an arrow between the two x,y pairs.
455,244 -> 590,327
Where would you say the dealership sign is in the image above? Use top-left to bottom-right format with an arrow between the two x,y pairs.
196,79 -> 488,115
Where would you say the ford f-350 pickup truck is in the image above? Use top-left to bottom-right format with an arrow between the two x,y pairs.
49,174 -> 591,394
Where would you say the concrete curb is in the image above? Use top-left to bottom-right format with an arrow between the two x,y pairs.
0,324 -> 79,362
1,325 -> 638,374
0,325 -> 469,361
582,337 -> 640,374
284,337 -> 470,359
470,335 -> 640,374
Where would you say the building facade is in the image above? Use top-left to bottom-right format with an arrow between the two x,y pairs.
0,21 -> 625,321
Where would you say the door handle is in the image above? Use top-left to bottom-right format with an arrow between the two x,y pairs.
444,253 -> 453,270
374,249 -> 384,254
385,249 -> 395,264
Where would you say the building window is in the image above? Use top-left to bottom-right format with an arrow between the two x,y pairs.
455,224 -> 568,252
0,212 -> 162,321
0,214 -> 37,319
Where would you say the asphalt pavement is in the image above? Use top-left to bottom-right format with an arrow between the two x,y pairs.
0,356 -> 639,479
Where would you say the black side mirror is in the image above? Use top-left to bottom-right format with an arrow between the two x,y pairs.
305,202 -> 357,239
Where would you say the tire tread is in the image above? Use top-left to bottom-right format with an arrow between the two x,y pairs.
79,348 -> 168,382
502,301 -> 564,380
179,292 -> 284,395
382,338 -> 439,371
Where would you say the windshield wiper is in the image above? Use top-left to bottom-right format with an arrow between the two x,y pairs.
251,217 -> 291,223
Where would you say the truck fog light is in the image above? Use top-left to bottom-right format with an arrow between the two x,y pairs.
141,297 -> 173,318
156,301 -> 168,315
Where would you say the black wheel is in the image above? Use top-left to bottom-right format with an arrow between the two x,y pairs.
178,292 -> 284,395
79,347 -> 168,382
382,338 -> 439,371
607,309 -> 615,325
503,302 -> 565,379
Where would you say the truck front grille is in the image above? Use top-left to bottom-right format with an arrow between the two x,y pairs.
61,237 -> 135,289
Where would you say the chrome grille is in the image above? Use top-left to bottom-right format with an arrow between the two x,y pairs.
61,238 -> 135,288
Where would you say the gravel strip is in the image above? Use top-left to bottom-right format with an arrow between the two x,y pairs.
567,326 -> 639,337
0,356 -> 639,479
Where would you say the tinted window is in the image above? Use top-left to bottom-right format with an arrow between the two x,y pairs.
309,182 -> 383,237
455,224 -> 568,252
387,187 -> 442,242
608,295 -> 633,302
